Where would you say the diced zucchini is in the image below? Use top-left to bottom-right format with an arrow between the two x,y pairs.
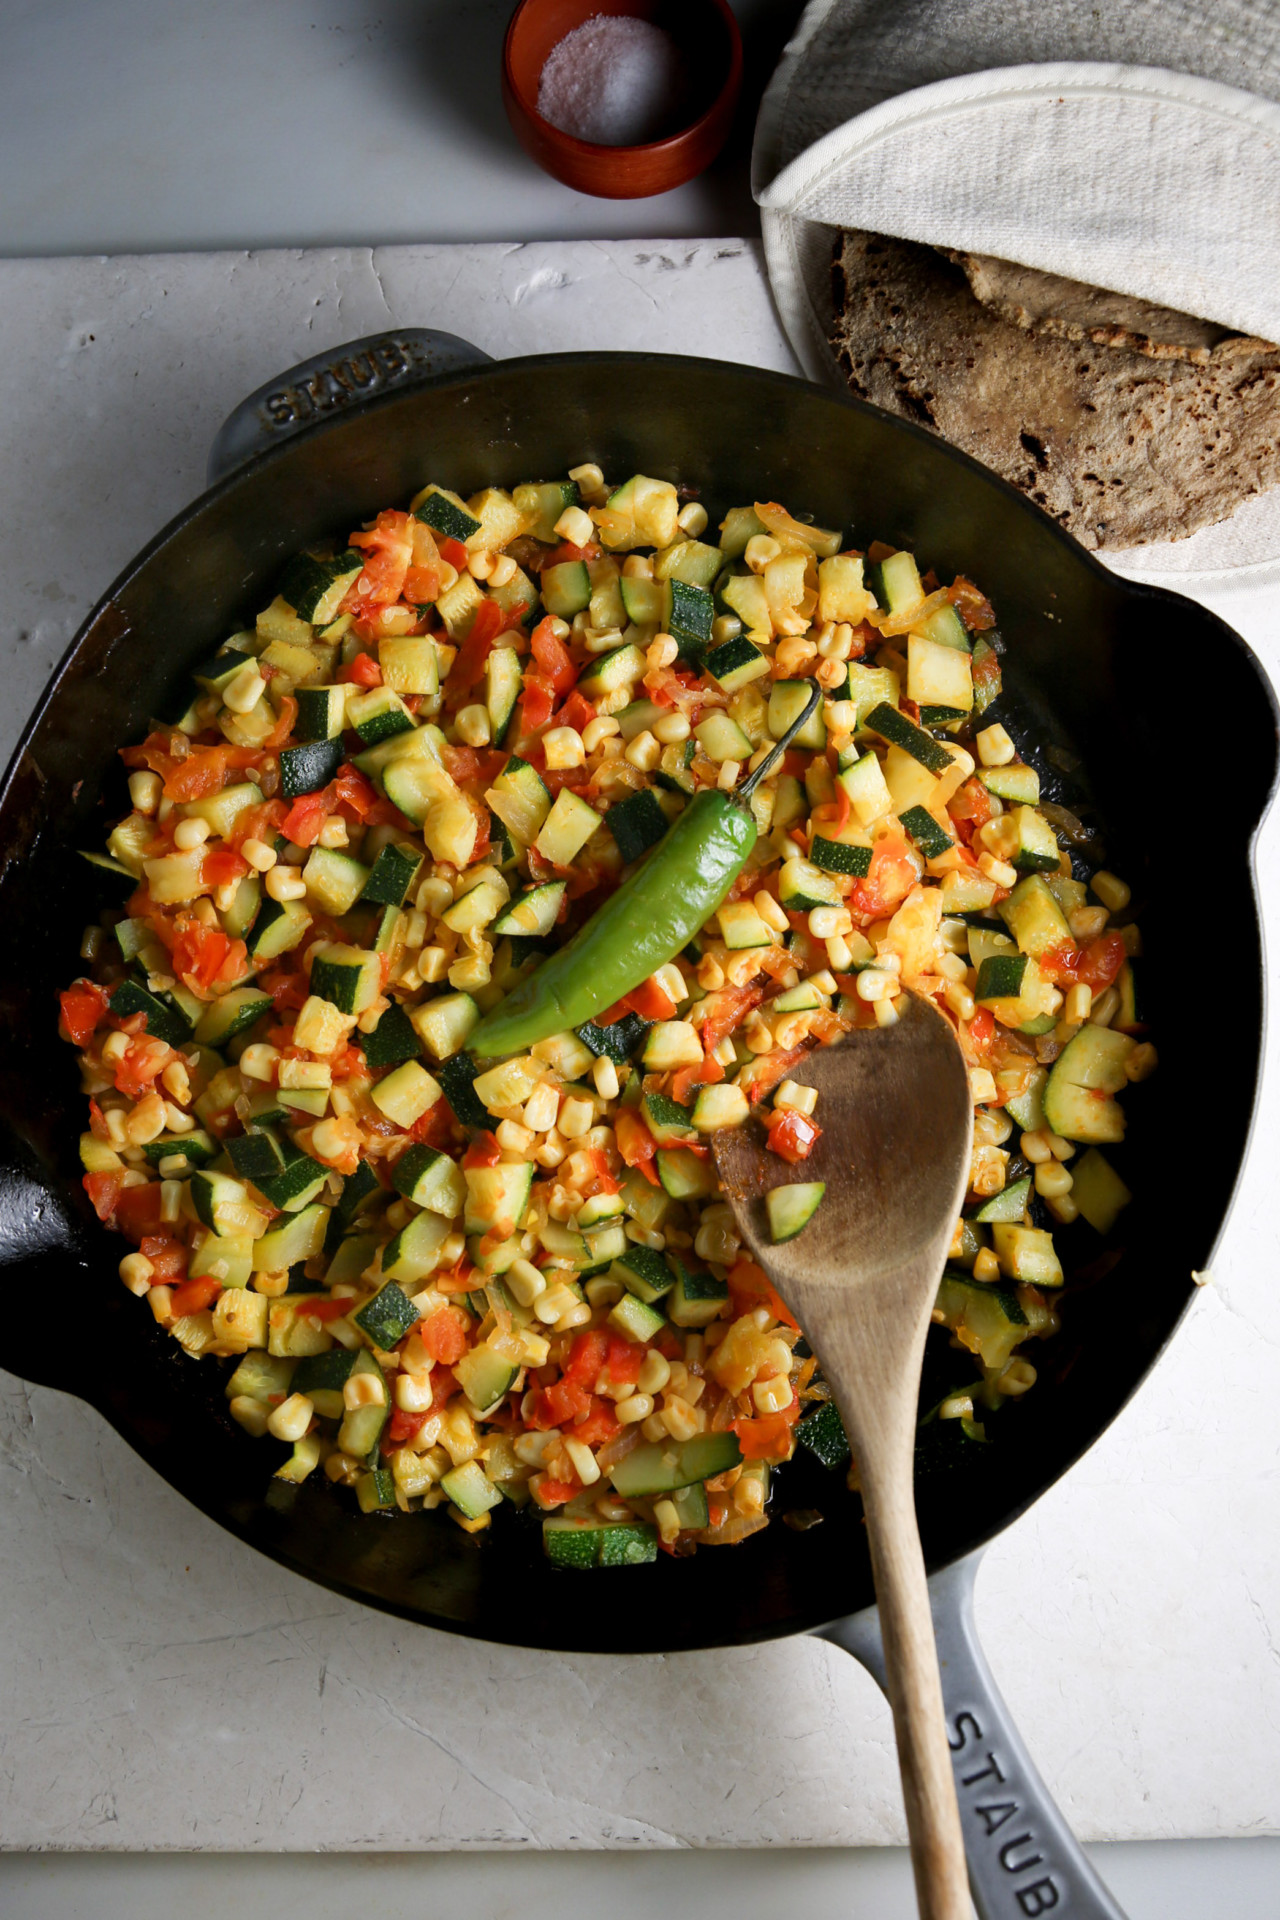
484,647 -> 524,745
594,473 -> 679,551
463,1161 -> 534,1238
441,872 -> 509,935
193,986 -> 272,1049
706,635 -> 769,693
512,479 -> 580,545
609,1431 -> 741,1497
778,856 -> 843,912
1070,1148 -> 1132,1234
303,847 -> 370,916
435,570 -> 487,641
279,548 -> 364,625
253,1202 -> 330,1273
243,895 -> 312,963
337,1350 -> 389,1459
576,1010 -> 649,1064
656,1149 -> 718,1203
612,1244 -> 675,1304
227,1350 -> 295,1403
278,737 -> 344,799
934,1273 -> 1029,1370
837,751 -> 893,826
1042,1027 -> 1134,1143
541,559 -> 592,619
970,1176 -> 1030,1224
410,991 -> 480,1061
865,702 -> 952,774
435,1051 -> 489,1126
486,755 -> 552,846
180,781 -> 264,840
439,1458 -> 503,1520
663,578 -> 714,657
360,1003 -> 423,1071
641,1022 -> 701,1072
347,685 -> 416,747
1001,1066 -> 1048,1134
640,1091 -> 697,1147
718,505 -> 769,558
354,1279 -> 420,1350
577,643 -> 646,701
694,711 -> 752,764
796,1398 -> 851,1468
604,790 -> 668,864
981,762 -> 1041,806
379,636 -> 439,698
382,1209 -> 451,1284
691,1083 -> 749,1132
109,979 -> 192,1047
371,1059 -> 441,1129
1009,807 -> 1061,875
717,900 -> 773,949
991,1224 -> 1064,1288
309,942 -> 381,1015
607,1292 -> 666,1344
360,840 -> 423,909
619,573 -> 664,626
766,1182 -> 826,1244
414,484 -> 482,544
810,836 -> 872,877
666,1259 -> 728,1325
818,553 -> 872,624
999,875 -> 1072,957
866,550 -> 922,615
454,1344 -> 520,1414
543,1517 -> 657,1568
535,789 -> 601,867
908,635 -> 973,714
769,680 -> 826,752
393,1143 -> 466,1217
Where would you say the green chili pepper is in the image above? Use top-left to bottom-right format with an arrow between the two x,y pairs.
469,684 -> 823,1058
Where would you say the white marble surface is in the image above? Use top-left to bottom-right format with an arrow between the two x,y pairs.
1,241 -> 1278,1852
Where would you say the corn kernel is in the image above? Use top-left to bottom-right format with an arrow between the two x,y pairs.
1069,905 -> 1109,942
267,1393 -> 314,1442
266,866 -> 307,902
652,709 -> 691,745
1035,1161 -> 1074,1199
624,729 -> 661,772
119,1252 -> 154,1295
977,852 -> 1018,888
659,1398 -> 700,1442
969,1067 -> 998,1105
752,1375 -> 793,1415
972,1246 -> 1001,1283
975,723 -> 1015,767
543,725 -> 585,770
1091,871 -> 1131,913
591,1054 -> 620,1101
554,504 -> 595,547
582,715 -> 620,753
568,462 -> 606,501
654,1497 -> 681,1544
229,1395 -> 271,1438
172,816 -> 209,851
646,634 -> 679,672
128,770 -> 162,814
564,1438 -> 601,1486
558,1097 -> 594,1139
344,1371 -> 387,1411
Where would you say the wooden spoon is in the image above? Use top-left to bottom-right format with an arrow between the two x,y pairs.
712,990 -> 974,1920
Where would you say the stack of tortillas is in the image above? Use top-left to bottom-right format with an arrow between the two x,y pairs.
753,0 -> 1280,589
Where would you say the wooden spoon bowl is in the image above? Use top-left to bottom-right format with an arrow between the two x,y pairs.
713,991 -> 975,1919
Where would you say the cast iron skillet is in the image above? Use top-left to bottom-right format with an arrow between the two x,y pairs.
0,333 -> 1273,1917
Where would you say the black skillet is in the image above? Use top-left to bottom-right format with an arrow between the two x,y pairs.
0,333 -> 1273,1918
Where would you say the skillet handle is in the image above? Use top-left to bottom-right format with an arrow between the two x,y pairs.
821,1550 -> 1129,1920
206,329 -> 494,485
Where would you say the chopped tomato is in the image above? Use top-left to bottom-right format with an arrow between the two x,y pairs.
170,1274 -> 222,1316
279,792 -> 330,846
139,1234 -> 188,1279
532,1477 -> 577,1510
171,919 -> 235,994
262,695 -> 297,751
555,688 -> 596,735
766,1109 -> 822,1164
727,1255 -> 798,1330
327,765 -> 379,824
438,535 -> 470,571
387,1407 -> 429,1445
434,1260 -> 476,1297
59,981 -> 110,1047
832,776 -> 853,837
408,1100 -> 454,1147
732,1406 -> 799,1461
848,830 -> 918,924
967,1007 -> 996,1054
447,597 -> 506,704
565,1328 -> 609,1386
541,1377 -> 592,1427
260,970 -> 308,1014
572,1398 -> 622,1447
518,675 -> 556,735
947,575 -> 997,632
603,1331 -> 644,1385
671,1052 -> 724,1105
697,984 -> 762,1055
163,743 -> 258,803
111,1036 -> 174,1099
462,1131 -> 502,1169
428,1364 -> 459,1402
614,1108 -> 659,1185
114,1182 -> 165,1243
226,797 -> 287,850
84,1169 -> 124,1223
201,846 -> 250,892
540,539 -> 601,567
530,617 -> 576,697
349,509 -> 414,605
299,1296 -> 351,1322
741,1044 -> 809,1105
419,1307 -> 469,1365
947,777 -> 993,831
625,976 -> 678,1022
339,652 -> 383,688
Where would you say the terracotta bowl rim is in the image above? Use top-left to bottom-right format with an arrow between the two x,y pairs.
502,0 -> 744,158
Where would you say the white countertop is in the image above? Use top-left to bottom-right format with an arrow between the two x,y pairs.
1,239 -> 1278,1861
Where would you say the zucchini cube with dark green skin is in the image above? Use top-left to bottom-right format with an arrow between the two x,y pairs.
346,686 -> 416,746
356,1468 -> 397,1513
279,737 -> 343,799
109,979 -> 193,1047
1010,806 -> 1062,874
325,1157 -> 383,1253
969,1175 -> 1031,1224
542,1518 -> 658,1568
975,952 -> 1030,1003
608,1431 -> 741,1497
193,647 -> 257,695
490,881 -> 566,940
575,1011 -> 650,1063
605,789 -> 669,864
247,895 -> 312,962
864,702 -> 953,775
226,1129 -> 289,1184
795,1398 -> 851,1469
640,1091 -> 697,1148
252,1149 -> 329,1213
898,805 -> 955,860
413,486 -> 482,544
359,1002 -> 423,1070
663,578 -> 714,658
278,548 -> 364,625
435,1050 -> 489,1129
293,685 -> 348,742
612,1244 -> 675,1304
353,1280 -> 420,1351
193,986 -> 273,1048
309,943 -> 381,1014
361,841 -> 424,908
392,1143 -> 466,1217
666,1260 -> 728,1327
810,836 -> 872,877
865,549 -> 922,614
540,559 -> 592,619
705,635 -> 770,694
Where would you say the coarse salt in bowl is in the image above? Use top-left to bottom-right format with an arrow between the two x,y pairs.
502,0 -> 743,200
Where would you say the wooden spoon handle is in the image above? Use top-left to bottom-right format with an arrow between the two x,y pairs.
858,1436 -> 972,1920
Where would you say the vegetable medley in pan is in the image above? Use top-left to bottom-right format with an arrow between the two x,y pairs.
60,466 -> 1155,1567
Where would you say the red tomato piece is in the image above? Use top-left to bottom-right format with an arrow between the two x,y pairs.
565,1328 -> 609,1386
530,617 -> 576,697
614,1109 -> 659,1185
540,539 -> 601,567
59,981 -> 110,1047
438,535 -> 470,570
340,652 -> 383,688
541,1377 -> 592,1427
518,676 -> 555,735
766,1110 -> 823,1165
349,509 -> 414,605
83,1170 -> 124,1222
604,1332 -> 644,1384
732,1406 -> 799,1461
170,1274 -> 222,1316
462,1131 -> 502,1169
727,1255 -> 798,1330
279,793 -> 330,846
533,1478 -> 577,1509
387,1407 -> 429,1445
114,1183 -> 165,1243
448,597 -> 506,704
572,1398 -> 622,1448
967,1007 -> 996,1054
555,688 -> 596,734
419,1308 -> 469,1365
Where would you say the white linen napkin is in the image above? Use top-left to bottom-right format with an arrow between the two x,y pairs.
752,1 -> 1280,583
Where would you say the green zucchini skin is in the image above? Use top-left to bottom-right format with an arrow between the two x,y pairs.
469,791 -> 756,1057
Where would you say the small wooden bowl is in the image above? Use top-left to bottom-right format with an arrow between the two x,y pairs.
502,0 -> 743,200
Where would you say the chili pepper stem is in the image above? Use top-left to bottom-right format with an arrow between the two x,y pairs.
736,681 -> 823,803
